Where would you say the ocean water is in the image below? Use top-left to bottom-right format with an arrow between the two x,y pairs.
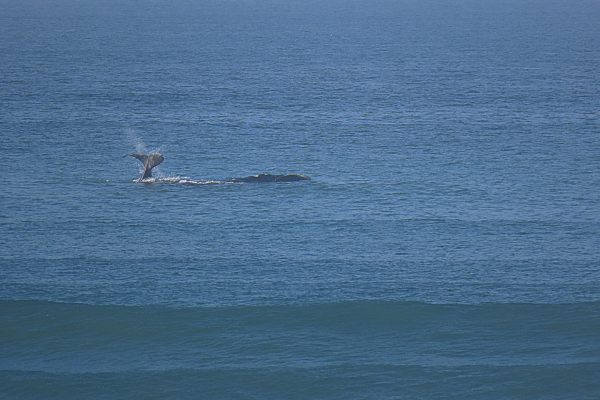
1,0 -> 599,398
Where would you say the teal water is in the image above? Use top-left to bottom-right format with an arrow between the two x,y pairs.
2,300 -> 600,399
1,0 -> 600,398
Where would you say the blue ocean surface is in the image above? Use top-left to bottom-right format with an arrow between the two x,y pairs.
1,0 -> 599,398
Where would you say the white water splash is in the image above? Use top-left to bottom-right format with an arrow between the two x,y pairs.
137,176 -> 235,185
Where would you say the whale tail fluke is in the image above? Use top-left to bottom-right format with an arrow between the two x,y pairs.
124,153 -> 164,182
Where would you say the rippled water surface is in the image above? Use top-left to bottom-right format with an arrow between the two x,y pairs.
1,0 -> 599,398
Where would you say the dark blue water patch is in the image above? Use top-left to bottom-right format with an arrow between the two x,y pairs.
1,300 -> 599,399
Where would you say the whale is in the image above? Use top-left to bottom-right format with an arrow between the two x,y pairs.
123,153 -> 164,182
124,153 -> 310,183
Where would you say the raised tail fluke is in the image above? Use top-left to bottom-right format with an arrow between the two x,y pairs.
124,153 -> 164,182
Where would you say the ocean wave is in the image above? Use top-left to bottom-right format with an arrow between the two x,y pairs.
4,362 -> 599,400
2,299 -> 599,398
2,300 -> 599,363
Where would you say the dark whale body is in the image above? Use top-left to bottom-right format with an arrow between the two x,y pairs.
124,153 -> 310,183
123,153 -> 164,182
229,173 -> 311,183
